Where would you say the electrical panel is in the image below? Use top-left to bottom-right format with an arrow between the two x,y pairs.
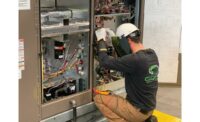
40,0 -> 90,103
93,0 -> 140,89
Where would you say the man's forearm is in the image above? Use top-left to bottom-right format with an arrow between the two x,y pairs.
97,40 -> 133,73
98,40 -> 107,52
97,40 -> 110,67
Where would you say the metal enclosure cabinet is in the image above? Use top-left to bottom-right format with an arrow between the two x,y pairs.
19,0 -> 145,122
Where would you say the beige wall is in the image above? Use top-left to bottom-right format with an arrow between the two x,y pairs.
143,0 -> 181,83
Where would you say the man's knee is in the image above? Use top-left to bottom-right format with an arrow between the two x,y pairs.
94,94 -> 113,105
94,94 -> 102,104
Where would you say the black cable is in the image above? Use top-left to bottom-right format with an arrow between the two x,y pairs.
55,0 -> 58,9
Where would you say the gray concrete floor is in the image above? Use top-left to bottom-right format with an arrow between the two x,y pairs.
156,86 -> 181,118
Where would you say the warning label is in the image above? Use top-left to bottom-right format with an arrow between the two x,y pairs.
19,39 -> 25,79
19,0 -> 30,10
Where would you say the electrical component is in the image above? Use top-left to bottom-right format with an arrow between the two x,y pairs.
54,41 -> 65,59
42,33 -> 89,102
41,9 -> 89,28
78,78 -> 87,92
43,79 -> 77,101
94,0 -> 129,15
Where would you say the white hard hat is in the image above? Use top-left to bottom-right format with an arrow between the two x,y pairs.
116,23 -> 139,39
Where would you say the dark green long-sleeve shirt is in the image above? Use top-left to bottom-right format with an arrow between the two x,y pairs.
98,41 -> 159,111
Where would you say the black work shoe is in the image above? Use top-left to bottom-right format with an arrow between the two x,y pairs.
145,115 -> 158,122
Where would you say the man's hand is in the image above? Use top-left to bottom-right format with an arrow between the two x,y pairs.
95,28 -> 107,41
106,28 -> 115,40
95,28 -> 116,42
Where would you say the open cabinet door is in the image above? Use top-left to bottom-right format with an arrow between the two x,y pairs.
19,0 -> 41,121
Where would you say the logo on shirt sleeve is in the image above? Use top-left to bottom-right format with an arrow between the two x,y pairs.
145,65 -> 159,84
